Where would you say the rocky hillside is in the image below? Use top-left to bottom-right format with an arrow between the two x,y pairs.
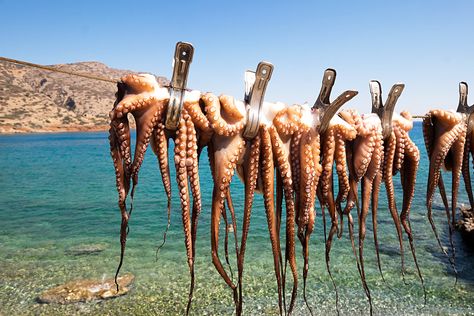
0,60 -> 167,133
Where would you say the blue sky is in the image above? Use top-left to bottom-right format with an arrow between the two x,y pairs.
1,0 -> 474,114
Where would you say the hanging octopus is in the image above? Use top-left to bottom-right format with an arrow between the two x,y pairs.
337,108 -> 383,315
203,68 -> 358,316
457,82 -> 474,212
108,73 -> 212,314
106,69 -> 462,316
423,84 -> 468,277
368,81 -> 425,300
317,112 -> 357,312
293,68 -> 358,314
255,68 -> 357,315
203,91 -> 290,315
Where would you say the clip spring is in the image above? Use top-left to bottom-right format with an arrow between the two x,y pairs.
165,42 -> 194,130
242,61 -> 274,139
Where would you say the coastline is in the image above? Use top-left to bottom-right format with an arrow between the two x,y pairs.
0,120 -> 424,135
0,124 -> 110,135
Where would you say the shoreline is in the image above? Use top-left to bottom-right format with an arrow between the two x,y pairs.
0,120 -> 425,136
0,125 -> 110,135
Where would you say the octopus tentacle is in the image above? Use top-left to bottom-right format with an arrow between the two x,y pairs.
358,130 -> 382,316
393,124 -> 405,174
129,98 -> 166,184
345,174 -> 371,312
438,174 -> 459,281
237,135 -> 260,315
128,97 -> 167,221
119,73 -> 156,93
461,135 -> 474,208
151,123 -> 172,253
224,190 -> 239,283
260,126 -> 284,316
422,113 -> 457,266
297,127 -> 320,315
273,106 -> 302,136
335,132 -> 350,237
220,200 -> 233,279
173,114 -> 195,314
210,133 -> 245,292
320,129 -> 336,202
184,100 -> 212,133
203,93 -> 245,136
110,81 -> 133,290
207,141 -> 234,285
348,178 -> 373,315
185,113 -> 201,247
445,124 -> 466,278
291,132 -> 302,211
423,112 -> 465,279
220,95 -> 245,120
371,169 -> 387,282
109,126 -> 130,291
110,116 -> 132,188
275,173 -> 286,313
450,127 -> 466,225
399,129 -> 426,302
270,126 -> 298,314
340,112 -> 374,315
184,111 -> 204,304
318,127 -> 341,313
383,131 -> 406,279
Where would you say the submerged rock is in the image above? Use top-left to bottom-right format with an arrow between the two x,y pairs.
456,206 -> 474,245
65,243 -> 107,256
37,273 -> 134,304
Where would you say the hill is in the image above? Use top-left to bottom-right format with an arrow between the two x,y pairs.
0,60 -> 167,133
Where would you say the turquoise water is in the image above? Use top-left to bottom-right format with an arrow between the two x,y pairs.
0,122 -> 473,315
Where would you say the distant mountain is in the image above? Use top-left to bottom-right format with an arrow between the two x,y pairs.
0,60 -> 168,133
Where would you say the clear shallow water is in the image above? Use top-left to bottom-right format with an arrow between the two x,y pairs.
0,123 -> 473,315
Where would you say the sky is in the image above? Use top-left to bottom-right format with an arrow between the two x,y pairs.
1,0 -> 474,115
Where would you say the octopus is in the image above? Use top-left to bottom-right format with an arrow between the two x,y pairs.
337,108 -> 383,314
457,82 -> 474,213
203,91 -> 295,315
316,113 -> 357,312
423,83 -> 470,277
368,81 -> 425,301
204,69 -> 357,315
331,82 -> 425,314
297,69 -> 357,313
376,112 -> 424,288
108,73 -> 212,314
107,69 -> 458,316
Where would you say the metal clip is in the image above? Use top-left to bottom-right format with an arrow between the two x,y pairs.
165,42 -> 194,130
313,68 -> 358,134
457,82 -> 469,113
370,80 -> 405,139
242,61 -> 274,139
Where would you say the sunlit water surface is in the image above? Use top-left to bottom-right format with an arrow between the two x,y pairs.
0,123 -> 473,315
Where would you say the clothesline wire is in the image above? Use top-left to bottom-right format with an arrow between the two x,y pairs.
0,56 -> 431,119
0,56 -> 120,83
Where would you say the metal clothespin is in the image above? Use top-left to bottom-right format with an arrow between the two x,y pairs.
313,68 -> 358,134
456,82 -> 474,134
457,82 -> 469,113
370,80 -> 405,139
242,61 -> 274,139
165,42 -> 194,130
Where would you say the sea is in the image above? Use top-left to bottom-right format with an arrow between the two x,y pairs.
0,122 -> 473,315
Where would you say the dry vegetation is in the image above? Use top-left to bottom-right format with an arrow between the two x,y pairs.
0,61 -> 167,133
